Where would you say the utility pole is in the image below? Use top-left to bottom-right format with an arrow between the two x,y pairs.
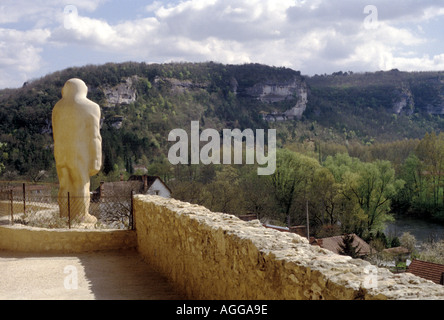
306,199 -> 309,239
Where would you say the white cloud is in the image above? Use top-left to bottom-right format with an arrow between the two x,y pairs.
0,28 -> 50,88
0,0 -> 106,26
1,0 -> 444,88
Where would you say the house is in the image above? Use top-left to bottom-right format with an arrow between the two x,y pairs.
262,224 -> 308,238
310,234 -> 371,258
128,175 -> 172,198
382,246 -> 410,265
407,259 -> 444,285
92,175 -> 171,201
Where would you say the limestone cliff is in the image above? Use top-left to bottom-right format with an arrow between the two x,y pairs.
246,77 -> 308,119
153,76 -> 209,93
393,87 -> 414,115
392,85 -> 444,115
103,76 -> 138,107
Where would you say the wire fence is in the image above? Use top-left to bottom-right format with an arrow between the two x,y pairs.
0,182 -> 135,230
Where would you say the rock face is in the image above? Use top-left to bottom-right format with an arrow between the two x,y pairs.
393,87 -> 414,115
134,195 -> 444,300
246,77 -> 308,119
284,86 -> 308,120
103,76 -> 138,107
153,76 -> 209,93
391,82 -> 444,115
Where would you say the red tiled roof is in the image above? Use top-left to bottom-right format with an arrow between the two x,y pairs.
407,259 -> 444,285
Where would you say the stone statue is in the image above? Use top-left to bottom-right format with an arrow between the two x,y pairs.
52,78 -> 102,224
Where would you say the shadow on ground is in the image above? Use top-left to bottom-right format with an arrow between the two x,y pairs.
0,249 -> 186,300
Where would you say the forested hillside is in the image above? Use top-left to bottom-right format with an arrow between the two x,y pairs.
2,62 -> 444,244
1,62 -> 444,177
0,62 -> 303,178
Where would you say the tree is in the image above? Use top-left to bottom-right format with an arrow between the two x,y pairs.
269,149 -> 321,227
240,170 -> 275,220
338,234 -> 362,258
399,232 -> 416,254
201,166 -> 244,215
395,153 -> 426,215
0,142 -> 5,175
418,240 -> 444,264
356,160 -> 404,235
390,237 -> 401,248
416,132 -> 444,203
324,153 -> 404,237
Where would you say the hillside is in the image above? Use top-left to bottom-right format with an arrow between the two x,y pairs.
1,62 -> 444,178
304,70 -> 444,143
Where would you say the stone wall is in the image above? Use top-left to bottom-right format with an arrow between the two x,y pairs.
134,195 -> 444,300
0,225 -> 136,253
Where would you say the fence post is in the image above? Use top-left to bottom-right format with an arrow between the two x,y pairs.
23,183 -> 26,215
130,190 -> 135,230
67,192 -> 71,229
9,189 -> 13,225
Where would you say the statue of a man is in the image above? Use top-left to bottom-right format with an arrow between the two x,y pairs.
52,78 -> 102,224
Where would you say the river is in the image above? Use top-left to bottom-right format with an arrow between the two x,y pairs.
385,215 -> 444,246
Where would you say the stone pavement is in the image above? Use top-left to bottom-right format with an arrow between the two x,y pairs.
0,249 -> 185,300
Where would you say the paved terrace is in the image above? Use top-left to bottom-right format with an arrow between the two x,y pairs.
0,249 -> 185,300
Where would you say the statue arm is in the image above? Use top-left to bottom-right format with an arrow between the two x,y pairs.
88,104 -> 102,176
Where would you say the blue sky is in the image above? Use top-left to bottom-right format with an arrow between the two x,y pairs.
1,0 -> 444,89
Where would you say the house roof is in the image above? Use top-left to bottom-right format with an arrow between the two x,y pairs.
408,259 -> 444,285
311,234 -> 371,256
263,224 -> 290,232
94,175 -> 171,197
128,175 -> 172,194
95,180 -> 142,197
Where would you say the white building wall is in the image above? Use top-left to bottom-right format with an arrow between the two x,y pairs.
147,179 -> 171,198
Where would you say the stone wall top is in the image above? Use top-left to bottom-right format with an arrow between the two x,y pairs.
135,195 -> 444,300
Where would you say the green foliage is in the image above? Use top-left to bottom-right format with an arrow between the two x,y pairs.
324,153 -> 404,237
390,237 -> 401,248
269,149 -> 321,226
418,240 -> 444,264
2,62 -> 444,241
338,234 -> 362,259
305,70 -> 444,143
393,131 -> 444,221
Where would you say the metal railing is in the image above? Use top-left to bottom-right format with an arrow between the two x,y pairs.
0,183 -> 135,230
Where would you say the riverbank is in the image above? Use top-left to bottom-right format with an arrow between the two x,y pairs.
385,214 -> 444,246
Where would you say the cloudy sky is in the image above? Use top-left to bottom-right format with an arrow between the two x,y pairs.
1,0 -> 444,89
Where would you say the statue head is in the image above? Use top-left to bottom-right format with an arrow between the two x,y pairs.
61,78 -> 88,99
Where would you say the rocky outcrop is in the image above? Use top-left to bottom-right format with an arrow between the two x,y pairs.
246,77 -> 308,120
246,77 -> 306,103
153,76 -> 209,94
393,87 -> 414,115
285,86 -> 308,119
103,76 -> 138,107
